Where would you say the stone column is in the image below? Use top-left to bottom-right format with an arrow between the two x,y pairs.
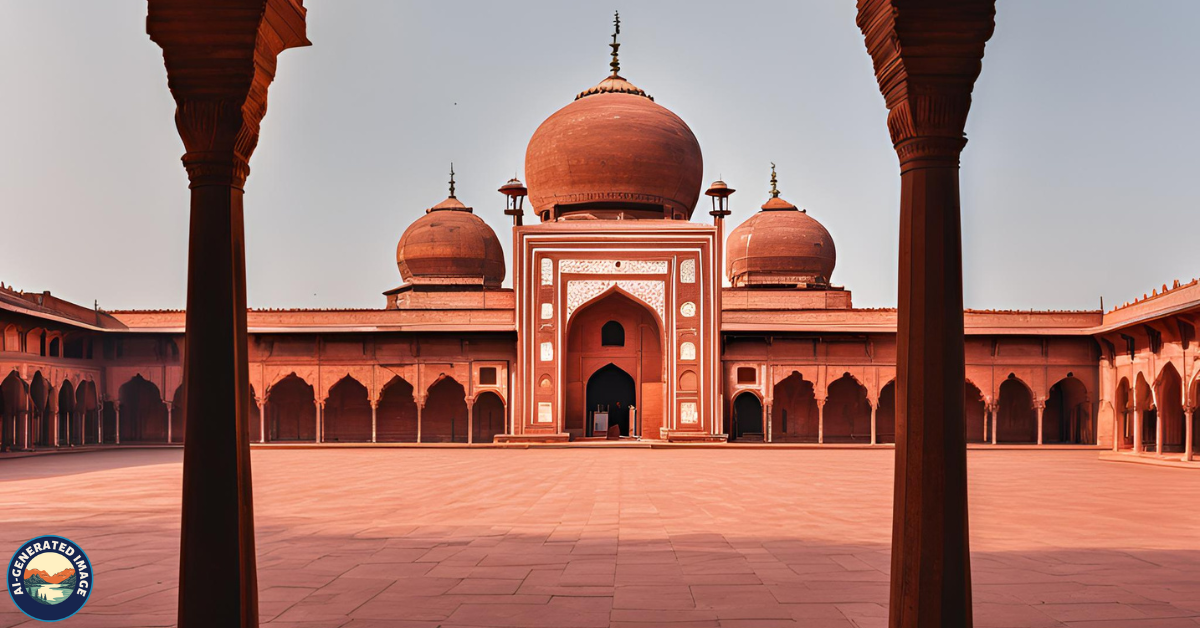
1182,406 -> 1193,462
1036,400 -> 1045,446
148,3 -> 309,626
167,403 -> 174,444
858,3 -> 995,626
765,399 -> 773,443
1156,406 -> 1164,456
316,401 -> 324,444
114,405 -> 121,445
371,400 -> 378,444
257,398 -> 266,444
1133,404 -> 1142,454
467,397 -> 475,444
417,400 -> 424,444
1113,409 -> 1121,452
870,402 -> 878,445
817,398 -> 826,444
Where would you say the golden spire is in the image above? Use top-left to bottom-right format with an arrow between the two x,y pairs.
448,163 -> 456,198
769,162 -> 780,198
610,10 -> 621,77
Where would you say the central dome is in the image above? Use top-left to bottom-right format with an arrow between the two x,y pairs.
524,73 -> 703,220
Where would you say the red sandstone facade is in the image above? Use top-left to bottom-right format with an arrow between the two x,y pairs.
1,28 -> 1196,463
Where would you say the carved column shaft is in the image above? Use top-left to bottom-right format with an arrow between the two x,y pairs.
857,2 -> 995,626
148,2 -> 308,627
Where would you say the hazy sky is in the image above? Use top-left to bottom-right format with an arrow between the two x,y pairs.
1,1 -> 1196,312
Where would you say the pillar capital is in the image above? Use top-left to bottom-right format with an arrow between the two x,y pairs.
857,0 -> 996,169
148,0 -> 310,190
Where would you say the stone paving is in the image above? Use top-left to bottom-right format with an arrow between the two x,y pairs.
1,448 -> 1198,627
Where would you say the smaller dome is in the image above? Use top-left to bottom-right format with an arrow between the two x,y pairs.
396,169 -> 505,288
726,167 -> 836,288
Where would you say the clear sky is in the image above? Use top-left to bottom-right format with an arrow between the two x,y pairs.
1,1 -> 1196,312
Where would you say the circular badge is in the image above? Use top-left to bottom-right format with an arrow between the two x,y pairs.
7,536 -> 93,622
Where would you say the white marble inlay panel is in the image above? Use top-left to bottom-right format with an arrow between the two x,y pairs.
680,341 -> 696,361
559,260 -> 668,275
539,342 -> 554,362
540,258 -> 554,285
680,402 -> 698,424
680,259 -> 696,284
565,280 -> 665,322
537,402 -> 553,423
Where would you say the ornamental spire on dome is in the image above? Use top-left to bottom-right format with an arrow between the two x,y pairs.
429,163 -> 471,213
575,11 -> 652,101
610,11 -> 621,77
762,163 -> 799,211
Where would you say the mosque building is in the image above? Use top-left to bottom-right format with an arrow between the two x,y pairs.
1,23 -> 1197,461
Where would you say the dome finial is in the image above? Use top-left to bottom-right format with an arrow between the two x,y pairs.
769,162 -> 780,198
448,163 -> 456,198
610,10 -> 621,77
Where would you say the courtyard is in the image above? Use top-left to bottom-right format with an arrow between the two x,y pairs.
1,448 -> 1198,628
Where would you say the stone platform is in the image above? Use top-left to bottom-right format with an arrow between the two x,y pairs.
1,449 -> 1198,627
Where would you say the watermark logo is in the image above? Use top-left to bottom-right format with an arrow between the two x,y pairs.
7,536 -> 93,622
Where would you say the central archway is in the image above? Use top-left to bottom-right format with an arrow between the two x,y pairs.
586,364 -> 636,436
565,289 -> 663,438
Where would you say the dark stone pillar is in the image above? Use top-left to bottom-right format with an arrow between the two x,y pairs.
147,3 -> 308,627
857,2 -> 995,627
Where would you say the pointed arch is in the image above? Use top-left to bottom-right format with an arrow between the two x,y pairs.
83,380 -> 99,445
377,376 -> 417,443
565,288 -> 664,437
877,380 -> 897,444
1114,377 -> 1133,450
118,375 -> 168,442
1155,363 -> 1184,453
586,364 -> 637,437
472,391 -> 506,443
26,328 -> 45,356
965,380 -> 987,444
29,371 -> 50,446
171,384 -> 186,444
1,372 -> 27,451
732,391 -> 764,442
1044,376 -> 1092,445
1135,372 -> 1155,450
772,371 -> 819,443
3,325 -> 20,352
824,373 -> 871,444
423,376 -> 467,443
58,380 -> 76,445
324,375 -> 372,442
996,375 -> 1037,444
266,374 -> 316,442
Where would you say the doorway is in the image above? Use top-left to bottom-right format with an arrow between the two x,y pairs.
586,364 -> 636,436
733,392 -> 763,442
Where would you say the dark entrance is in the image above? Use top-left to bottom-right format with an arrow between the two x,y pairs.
733,392 -> 764,442
586,364 -> 635,436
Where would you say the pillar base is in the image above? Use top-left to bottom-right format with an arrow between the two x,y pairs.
663,431 -> 728,443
